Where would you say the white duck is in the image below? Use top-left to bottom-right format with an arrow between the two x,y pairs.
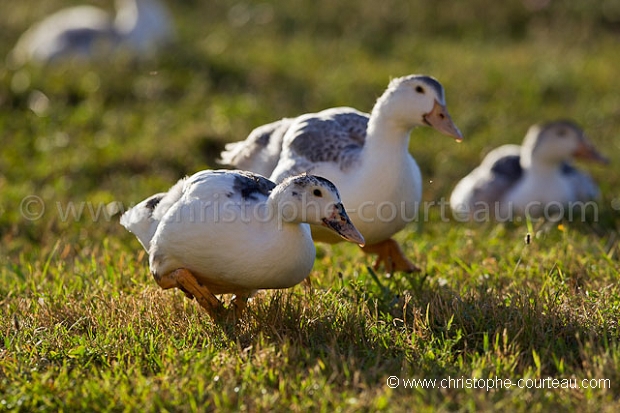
220,75 -> 463,273
121,170 -> 364,319
9,0 -> 174,66
450,120 -> 607,221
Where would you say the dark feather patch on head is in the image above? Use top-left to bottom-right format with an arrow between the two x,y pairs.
309,175 -> 339,195
286,174 -> 340,200
391,75 -> 444,100
418,76 -> 444,99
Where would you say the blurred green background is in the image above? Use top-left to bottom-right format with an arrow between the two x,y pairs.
1,1 -> 619,255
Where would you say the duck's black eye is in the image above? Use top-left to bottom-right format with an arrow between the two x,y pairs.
313,189 -> 323,197
557,128 -> 567,137
415,86 -> 425,94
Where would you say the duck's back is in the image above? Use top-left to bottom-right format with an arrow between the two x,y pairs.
120,176 -> 186,250
219,118 -> 294,177
220,108 -> 368,183
451,145 -> 523,218
270,108 -> 368,183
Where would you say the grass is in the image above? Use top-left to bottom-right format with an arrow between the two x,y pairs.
1,0 -> 620,411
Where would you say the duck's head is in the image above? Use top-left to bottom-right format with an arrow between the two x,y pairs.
272,174 -> 365,246
374,75 -> 463,141
522,120 -> 608,167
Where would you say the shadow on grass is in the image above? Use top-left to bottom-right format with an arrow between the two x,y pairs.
222,277 -> 618,388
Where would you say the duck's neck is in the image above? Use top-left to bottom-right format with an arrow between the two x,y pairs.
266,190 -> 307,226
364,105 -> 415,155
522,146 -> 565,175
521,157 -> 564,182
349,118 -> 415,194
114,0 -> 139,31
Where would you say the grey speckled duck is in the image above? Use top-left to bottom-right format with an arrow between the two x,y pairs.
450,120 -> 607,221
220,75 -> 463,273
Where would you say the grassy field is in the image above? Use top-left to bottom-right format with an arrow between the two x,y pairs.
1,0 -> 620,411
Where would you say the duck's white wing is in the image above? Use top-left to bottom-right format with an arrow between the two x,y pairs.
121,173 -> 188,250
451,145 -> 523,217
561,163 -> 600,201
147,170 -> 278,280
181,170 -> 276,203
121,170 -> 276,251
270,108 -> 369,183
218,118 -> 293,177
